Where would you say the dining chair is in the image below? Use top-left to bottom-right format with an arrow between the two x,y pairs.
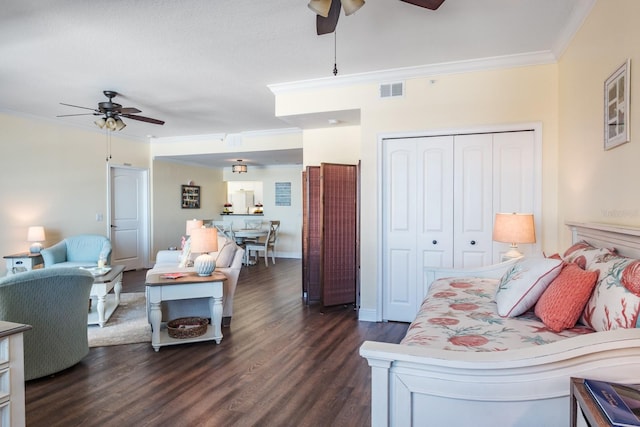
266,220 -> 280,265
244,226 -> 271,266
244,220 -> 263,230
245,221 -> 279,267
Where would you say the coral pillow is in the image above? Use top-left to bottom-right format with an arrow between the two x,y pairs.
535,263 -> 599,332
562,240 -> 615,270
495,258 -> 563,317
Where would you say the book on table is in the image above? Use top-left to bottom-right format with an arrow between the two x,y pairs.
584,378 -> 640,427
159,272 -> 188,279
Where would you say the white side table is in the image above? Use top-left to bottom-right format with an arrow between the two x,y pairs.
145,271 -> 225,352
3,253 -> 44,275
87,265 -> 124,327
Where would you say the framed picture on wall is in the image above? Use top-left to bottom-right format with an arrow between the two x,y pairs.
604,59 -> 630,150
181,185 -> 200,209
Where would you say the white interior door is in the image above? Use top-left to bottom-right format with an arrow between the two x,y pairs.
382,136 -> 454,321
382,138 -> 418,322
453,134 -> 493,268
109,166 -> 149,270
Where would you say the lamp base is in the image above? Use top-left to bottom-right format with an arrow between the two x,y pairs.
29,243 -> 43,254
503,246 -> 524,260
194,253 -> 216,276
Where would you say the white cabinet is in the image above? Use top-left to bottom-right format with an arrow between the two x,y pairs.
0,321 -> 30,427
382,130 -> 538,321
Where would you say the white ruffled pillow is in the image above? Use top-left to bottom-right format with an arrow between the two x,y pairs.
495,257 -> 563,317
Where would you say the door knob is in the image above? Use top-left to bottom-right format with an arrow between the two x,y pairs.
432,240 -> 438,245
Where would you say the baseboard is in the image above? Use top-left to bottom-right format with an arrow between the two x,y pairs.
358,308 -> 378,322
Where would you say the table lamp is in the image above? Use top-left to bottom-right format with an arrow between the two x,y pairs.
186,219 -> 204,235
492,213 -> 535,259
27,226 -> 46,254
189,227 -> 218,276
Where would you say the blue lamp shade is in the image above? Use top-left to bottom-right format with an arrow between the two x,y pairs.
189,227 -> 218,276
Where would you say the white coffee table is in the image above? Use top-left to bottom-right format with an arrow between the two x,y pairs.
145,271 -> 225,352
87,265 -> 124,327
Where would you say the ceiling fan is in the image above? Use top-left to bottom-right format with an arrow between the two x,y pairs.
308,0 -> 445,35
57,90 -> 165,131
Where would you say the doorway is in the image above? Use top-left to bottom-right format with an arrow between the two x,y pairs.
108,165 -> 150,270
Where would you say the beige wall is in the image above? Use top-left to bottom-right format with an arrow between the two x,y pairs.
279,64 -> 559,316
151,160 -> 225,256
558,0 -> 640,247
0,113 -> 149,275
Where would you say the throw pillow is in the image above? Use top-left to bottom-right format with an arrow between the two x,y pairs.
495,257 -> 563,317
580,255 -> 640,331
215,241 -> 236,268
178,237 -> 191,268
534,263 -> 599,332
562,241 -> 615,270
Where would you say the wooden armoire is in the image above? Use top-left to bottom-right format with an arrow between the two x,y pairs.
302,163 -> 359,307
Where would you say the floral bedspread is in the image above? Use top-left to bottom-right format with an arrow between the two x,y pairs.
401,277 -> 594,351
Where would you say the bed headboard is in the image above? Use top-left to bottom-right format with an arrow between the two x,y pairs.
566,221 -> 640,259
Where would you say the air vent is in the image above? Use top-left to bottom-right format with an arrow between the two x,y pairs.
379,82 -> 404,98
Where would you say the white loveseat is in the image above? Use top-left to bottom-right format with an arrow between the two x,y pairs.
146,235 -> 244,327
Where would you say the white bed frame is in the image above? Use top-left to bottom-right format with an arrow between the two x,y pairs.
360,222 -> 640,427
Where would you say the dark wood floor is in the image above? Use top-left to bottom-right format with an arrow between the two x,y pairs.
25,259 -> 408,427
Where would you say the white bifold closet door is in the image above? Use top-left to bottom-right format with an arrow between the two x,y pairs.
382,130 -> 536,322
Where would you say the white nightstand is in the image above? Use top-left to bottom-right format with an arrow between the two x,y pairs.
3,253 -> 44,275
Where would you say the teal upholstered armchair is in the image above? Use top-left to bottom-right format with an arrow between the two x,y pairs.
41,234 -> 112,268
0,268 -> 94,380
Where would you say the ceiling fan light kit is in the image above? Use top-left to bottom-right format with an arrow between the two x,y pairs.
341,0 -> 365,16
58,90 -> 165,132
308,0 -> 332,17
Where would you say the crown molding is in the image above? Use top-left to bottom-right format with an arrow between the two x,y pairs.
151,127 -> 301,144
268,51 -> 558,95
551,0 -> 597,58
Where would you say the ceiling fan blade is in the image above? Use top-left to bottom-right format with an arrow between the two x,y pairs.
60,102 -> 98,112
317,0 -> 341,35
120,107 -> 142,114
400,0 -> 445,10
121,114 -> 165,125
56,113 -> 99,117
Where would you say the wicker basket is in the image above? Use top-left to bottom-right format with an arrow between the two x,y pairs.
167,317 -> 208,339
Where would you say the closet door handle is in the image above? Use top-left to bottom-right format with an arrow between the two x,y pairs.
470,240 -> 476,246
432,240 -> 438,245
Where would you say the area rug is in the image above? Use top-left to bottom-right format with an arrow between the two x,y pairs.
87,292 -> 151,347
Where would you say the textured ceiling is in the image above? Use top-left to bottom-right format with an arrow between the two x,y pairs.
0,0 -> 593,166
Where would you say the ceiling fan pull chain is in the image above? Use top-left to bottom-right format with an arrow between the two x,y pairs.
333,31 -> 338,76
105,129 -> 112,162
